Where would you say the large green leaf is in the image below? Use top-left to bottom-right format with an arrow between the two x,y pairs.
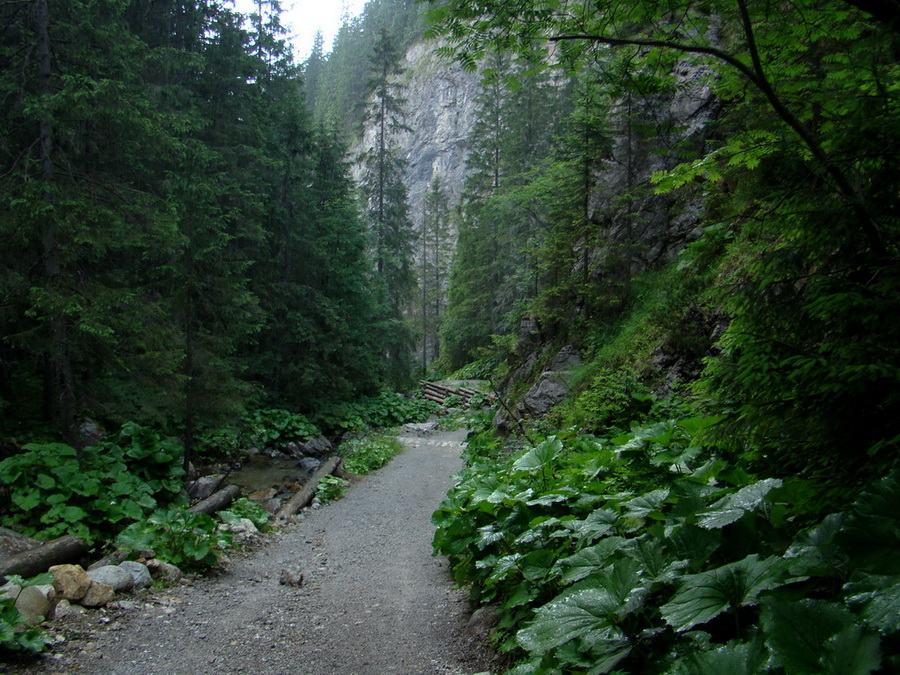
822,624 -> 881,675
844,573 -> 900,634
517,588 -> 623,653
559,537 -> 630,583
668,637 -> 769,675
513,437 -> 563,472
661,554 -> 788,632
835,471 -> 900,575
759,596 -> 881,674
696,478 -> 782,530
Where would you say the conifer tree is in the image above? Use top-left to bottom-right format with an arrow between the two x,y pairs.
359,28 -> 416,387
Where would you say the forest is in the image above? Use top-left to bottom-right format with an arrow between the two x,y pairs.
3,0 -> 900,671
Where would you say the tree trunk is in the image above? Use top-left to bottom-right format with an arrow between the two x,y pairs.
275,456 -> 342,520
0,535 -> 88,582
187,484 -> 242,515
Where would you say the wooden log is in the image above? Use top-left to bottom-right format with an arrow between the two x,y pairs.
187,484 -> 242,515
0,535 -> 88,581
275,456 -> 342,520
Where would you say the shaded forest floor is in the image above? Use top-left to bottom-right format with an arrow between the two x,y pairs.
3,428 -> 491,675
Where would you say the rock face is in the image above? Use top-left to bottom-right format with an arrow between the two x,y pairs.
353,40 -> 480,228
518,346 -> 583,418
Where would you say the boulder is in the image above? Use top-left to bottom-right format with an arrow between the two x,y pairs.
118,561 -> 152,590
80,580 -> 115,608
49,564 -> 91,602
187,475 -> 224,501
466,605 -> 500,639
146,559 -> 182,583
87,565 -> 134,592
517,346 -> 583,418
298,436 -> 333,458
15,585 -> 52,624
296,457 -> 322,474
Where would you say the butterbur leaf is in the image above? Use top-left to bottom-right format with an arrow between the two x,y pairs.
822,624 -> 881,675
835,470 -> 900,575
521,549 -> 558,581
572,508 -> 618,542
626,538 -> 688,584
761,597 -> 854,672
518,587 -> 623,653
668,637 -> 769,675
622,489 -> 669,519
559,537 -> 630,583
843,573 -> 900,634
661,554 -> 788,632
513,437 -> 563,472
696,478 -> 782,530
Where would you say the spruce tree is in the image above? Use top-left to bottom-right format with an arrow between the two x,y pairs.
359,28 -> 416,387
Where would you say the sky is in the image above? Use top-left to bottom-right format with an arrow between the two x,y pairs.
231,0 -> 369,60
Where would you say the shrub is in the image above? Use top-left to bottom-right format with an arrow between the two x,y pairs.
340,435 -> 403,475
116,507 -> 230,570
0,423 -> 185,545
316,474 -> 350,502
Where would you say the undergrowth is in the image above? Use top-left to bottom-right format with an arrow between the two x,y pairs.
433,402 -> 900,673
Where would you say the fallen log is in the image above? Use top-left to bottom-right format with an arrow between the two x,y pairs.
0,535 -> 88,581
187,484 -> 242,515
276,456 -> 342,520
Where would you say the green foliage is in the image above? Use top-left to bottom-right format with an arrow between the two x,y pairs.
218,497 -> 272,533
432,417 -> 900,672
316,391 -> 436,435
116,507 -> 231,571
242,408 -> 321,448
0,573 -> 54,654
316,474 -> 350,502
0,424 -> 184,545
567,367 -> 652,434
340,435 -> 404,475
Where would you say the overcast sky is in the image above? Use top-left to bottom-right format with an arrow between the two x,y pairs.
231,0 -> 368,60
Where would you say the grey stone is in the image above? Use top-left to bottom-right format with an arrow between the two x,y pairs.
118,561 -> 152,590
87,565 -> 134,592
279,566 -> 304,587
466,605 -> 500,638
298,436 -> 333,458
187,475 -> 225,501
146,559 -> 182,583
53,598 -> 86,619
15,585 -> 52,624
296,457 -> 322,474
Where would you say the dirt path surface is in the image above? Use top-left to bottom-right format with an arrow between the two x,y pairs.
7,427 -> 490,675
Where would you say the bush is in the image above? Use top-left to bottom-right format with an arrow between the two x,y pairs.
116,507 -> 231,570
242,408 -> 320,448
316,391 -> 436,435
340,435 -> 403,475
316,474 -> 349,502
219,497 -> 271,532
0,423 -> 185,545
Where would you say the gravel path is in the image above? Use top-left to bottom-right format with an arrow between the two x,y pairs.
7,427 -> 490,675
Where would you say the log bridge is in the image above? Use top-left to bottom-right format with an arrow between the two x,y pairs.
419,380 -> 480,406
